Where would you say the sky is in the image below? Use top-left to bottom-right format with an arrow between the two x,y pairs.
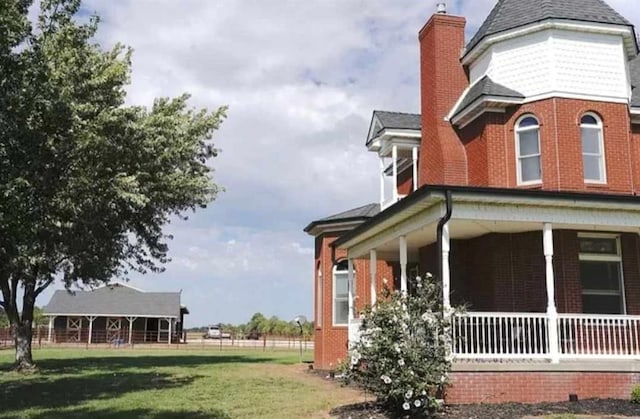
35,0 -> 640,327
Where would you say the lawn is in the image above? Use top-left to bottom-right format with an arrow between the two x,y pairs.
0,348 -> 364,419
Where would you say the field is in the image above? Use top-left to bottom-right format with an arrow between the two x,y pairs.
0,348 -> 364,419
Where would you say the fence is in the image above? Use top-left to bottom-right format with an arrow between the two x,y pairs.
558,313 -> 640,358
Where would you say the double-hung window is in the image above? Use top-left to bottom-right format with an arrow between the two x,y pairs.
515,116 -> 542,185
581,114 -> 606,183
333,261 -> 350,326
579,235 -> 625,314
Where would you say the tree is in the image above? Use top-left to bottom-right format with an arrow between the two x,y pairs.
0,0 -> 226,369
342,275 -> 457,415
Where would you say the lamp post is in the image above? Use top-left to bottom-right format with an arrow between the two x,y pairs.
294,315 -> 307,363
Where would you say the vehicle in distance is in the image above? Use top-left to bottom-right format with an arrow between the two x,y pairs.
203,324 -> 231,339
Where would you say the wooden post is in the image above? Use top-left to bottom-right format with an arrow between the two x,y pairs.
400,236 -> 408,293
543,223 -> 560,364
126,317 -> 137,345
370,250 -> 377,305
86,316 -> 96,345
47,316 -> 55,343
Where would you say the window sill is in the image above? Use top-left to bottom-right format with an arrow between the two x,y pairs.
516,182 -> 543,189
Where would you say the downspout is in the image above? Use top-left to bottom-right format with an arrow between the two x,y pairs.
436,190 -> 453,281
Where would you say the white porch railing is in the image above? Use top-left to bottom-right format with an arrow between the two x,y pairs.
381,194 -> 407,210
452,312 -> 550,359
558,313 -> 640,359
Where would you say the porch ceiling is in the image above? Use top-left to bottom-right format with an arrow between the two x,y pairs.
342,186 -> 640,261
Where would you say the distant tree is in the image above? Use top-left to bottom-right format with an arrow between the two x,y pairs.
0,0 -> 226,370
0,308 -> 8,328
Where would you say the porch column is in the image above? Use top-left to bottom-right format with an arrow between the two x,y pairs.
126,317 -> 137,344
47,316 -> 55,343
392,145 -> 398,202
543,223 -> 560,363
412,146 -> 418,192
399,236 -> 408,293
167,318 -> 172,344
347,258 -> 355,321
86,316 -> 96,345
379,157 -> 385,208
442,223 -> 451,311
370,250 -> 377,305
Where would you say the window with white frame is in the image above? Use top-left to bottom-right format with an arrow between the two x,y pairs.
581,114 -> 606,183
333,260 -> 351,326
579,235 -> 625,314
515,115 -> 542,184
316,266 -> 323,328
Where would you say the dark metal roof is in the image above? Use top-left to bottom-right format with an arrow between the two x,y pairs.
452,76 -> 524,119
333,184 -> 640,249
367,110 -> 421,145
304,203 -> 379,234
43,283 -> 184,318
466,0 -> 632,55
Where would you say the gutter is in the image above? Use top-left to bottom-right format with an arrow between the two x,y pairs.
436,190 -> 453,282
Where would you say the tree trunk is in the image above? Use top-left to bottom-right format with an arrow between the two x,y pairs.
13,321 -> 35,370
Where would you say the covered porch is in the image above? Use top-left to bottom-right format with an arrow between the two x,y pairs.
337,186 -> 640,363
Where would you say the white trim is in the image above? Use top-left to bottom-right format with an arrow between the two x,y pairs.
316,267 -> 323,328
94,282 -> 146,293
463,19 -> 637,65
581,112 -> 607,184
46,312 -> 178,319
515,115 -> 542,185
332,262 -> 350,327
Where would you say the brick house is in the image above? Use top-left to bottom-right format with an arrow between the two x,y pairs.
305,0 -> 640,404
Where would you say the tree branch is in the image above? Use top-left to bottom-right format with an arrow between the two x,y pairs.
34,278 -> 55,297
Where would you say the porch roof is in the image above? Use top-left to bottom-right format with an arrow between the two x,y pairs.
334,185 -> 640,259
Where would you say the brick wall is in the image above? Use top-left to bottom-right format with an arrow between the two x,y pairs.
448,371 -> 640,404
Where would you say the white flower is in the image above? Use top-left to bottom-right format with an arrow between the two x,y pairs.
393,344 -> 401,353
382,278 -> 388,284
405,389 -> 413,399
425,272 -> 433,279
440,374 -> 447,383
398,358 -> 405,366
381,375 -> 392,384
422,390 -> 427,396
414,399 -> 422,408
402,402 -> 411,411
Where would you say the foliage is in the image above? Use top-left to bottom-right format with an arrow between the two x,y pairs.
190,313 -> 314,339
341,274 -> 458,415
631,384 -> 640,403
0,0 -> 226,367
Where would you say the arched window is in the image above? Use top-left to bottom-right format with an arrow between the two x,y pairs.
515,115 -> 542,184
581,113 -> 606,183
333,260 -> 351,326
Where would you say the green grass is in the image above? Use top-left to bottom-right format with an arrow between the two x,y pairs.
0,348 -> 350,418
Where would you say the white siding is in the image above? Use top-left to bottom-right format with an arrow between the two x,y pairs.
469,29 -> 629,103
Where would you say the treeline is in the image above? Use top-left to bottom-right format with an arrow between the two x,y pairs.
188,312 -> 314,339
0,307 -> 45,329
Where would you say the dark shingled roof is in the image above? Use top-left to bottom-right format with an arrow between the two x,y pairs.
630,56 -> 640,107
43,284 -> 183,318
467,0 -> 632,55
452,76 -> 524,118
373,110 -> 421,134
304,203 -> 379,233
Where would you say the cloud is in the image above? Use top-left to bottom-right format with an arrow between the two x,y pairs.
37,0 -> 640,326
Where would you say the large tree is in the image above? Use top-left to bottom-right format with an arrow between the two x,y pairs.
0,0 -> 226,369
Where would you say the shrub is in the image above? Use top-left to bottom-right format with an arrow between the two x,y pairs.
631,384 -> 640,403
341,274 -> 460,416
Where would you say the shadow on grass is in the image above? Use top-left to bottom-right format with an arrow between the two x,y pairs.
0,371 -> 200,412
0,354 -> 283,374
24,407 -> 230,419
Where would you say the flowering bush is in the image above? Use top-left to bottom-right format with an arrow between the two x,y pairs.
341,274 -> 458,415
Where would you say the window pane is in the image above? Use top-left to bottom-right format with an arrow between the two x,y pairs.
335,274 -> 348,296
579,238 -> 617,255
519,117 -> 538,128
334,300 -> 349,324
581,115 -> 598,125
583,155 -> 602,181
582,294 -> 622,314
519,129 -> 540,156
581,127 -> 600,154
580,261 -> 620,291
520,156 -> 541,182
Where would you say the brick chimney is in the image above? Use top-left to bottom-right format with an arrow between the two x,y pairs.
418,6 -> 468,186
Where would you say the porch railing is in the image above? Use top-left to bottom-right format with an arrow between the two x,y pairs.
452,312 -> 549,359
558,313 -> 640,358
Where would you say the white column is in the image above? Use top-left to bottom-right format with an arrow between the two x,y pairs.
442,223 -> 451,311
399,236 -> 408,293
370,250 -> 377,305
379,157 -> 385,208
412,146 -> 419,192
47,316 -> 55,343
347,259 -> 355,321
392,145 -> 398,202
87,316 -> 96,345
168,318 -> 172,344
127,317 -> 137,344
543,223 -> 560,363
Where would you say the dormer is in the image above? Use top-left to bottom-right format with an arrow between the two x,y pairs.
450,0 -> 639,128
366,111 -> 421,210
